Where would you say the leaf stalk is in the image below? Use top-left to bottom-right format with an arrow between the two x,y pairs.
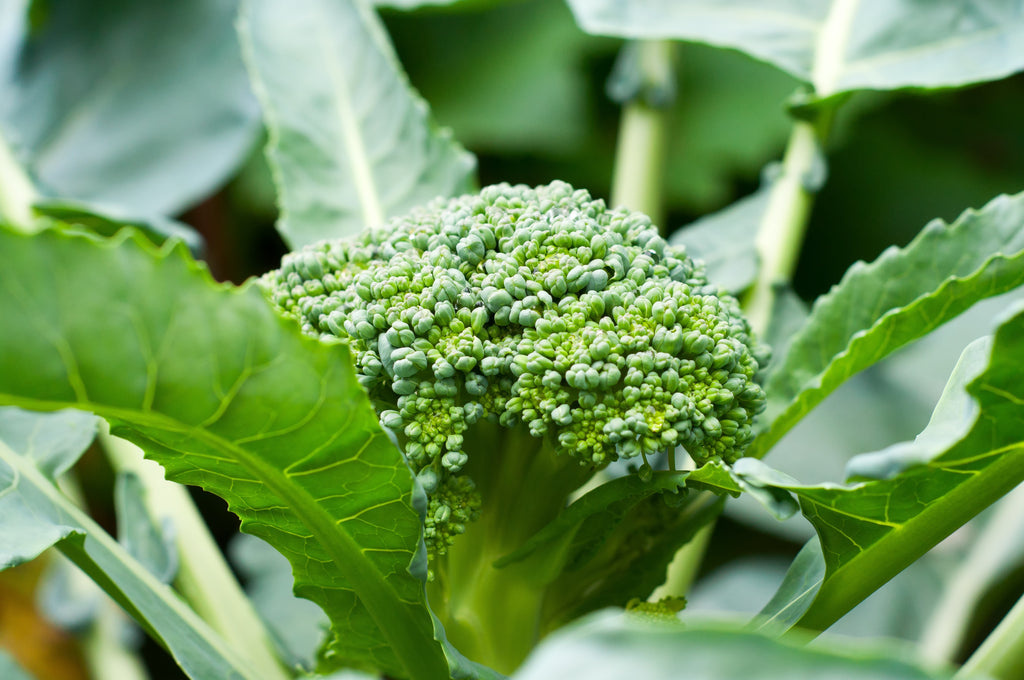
101,431 -> 291,680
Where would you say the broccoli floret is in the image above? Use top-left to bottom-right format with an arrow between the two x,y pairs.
262,181 -> 767,671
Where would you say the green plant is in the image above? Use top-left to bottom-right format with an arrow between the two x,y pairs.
260,179 -> 767,671
2,2 -> 1024,680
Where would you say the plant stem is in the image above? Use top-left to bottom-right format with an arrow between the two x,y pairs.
958,590 -> 1024,680
649,513 -> 716,602
741,0 -> 858,336
82,597 -> 151,680
742,114 -> 832,337
610,40 -> 675,228
920,485 -> 1024,664
100,432 -> 290,680
433,424 -> 595,674
56,476 -> 150,680
0,127 -> 38,230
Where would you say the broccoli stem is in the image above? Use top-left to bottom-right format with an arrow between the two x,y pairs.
957,590 -> 1024,680
743,113 -> 833,337
0,128 -> 38,230
610,39 -> 675,230
429,422 -> 595,674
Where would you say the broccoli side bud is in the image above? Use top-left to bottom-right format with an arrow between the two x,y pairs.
262,181 -> 767,556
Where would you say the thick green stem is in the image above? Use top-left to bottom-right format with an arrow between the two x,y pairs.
649,519 -> 715,601
0,127 -> 38,230
920,485 -> 1024,664
610,40 -> 675,228
741,0 -> 859,336
101,432 -> 290,680
743,114 -> 832,337
958,590 -> 1024,680
431,424 -> 594,674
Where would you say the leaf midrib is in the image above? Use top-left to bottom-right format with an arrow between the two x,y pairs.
795,441 -> 1024,632
0,439 -> 266,680
0,393 -> 439,680
754,246 -> 1024,458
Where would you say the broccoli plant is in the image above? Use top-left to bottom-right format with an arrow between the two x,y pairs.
261,180 -> 767,668
2,2 -> 1024,680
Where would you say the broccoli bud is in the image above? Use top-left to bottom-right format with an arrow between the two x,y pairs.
262,181 -> 767,671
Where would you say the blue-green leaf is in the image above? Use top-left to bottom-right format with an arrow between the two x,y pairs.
751,309 -> 1024,633
239,0 -> 476,248
751,191 -> 1024,459
566,0 -> 1024,100
670,183 -> 768,294
513,611 -> 970,680
0,410 -> 262,680
0,0 -> 259,215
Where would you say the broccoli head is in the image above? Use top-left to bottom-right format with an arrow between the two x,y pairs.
263,181 -> 766,550
262,181 -> 767,671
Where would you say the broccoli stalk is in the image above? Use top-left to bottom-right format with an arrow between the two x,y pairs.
427,422 -> 594,672
262,181 -> 767,673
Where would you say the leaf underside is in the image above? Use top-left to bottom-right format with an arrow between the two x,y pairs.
566,0 -> 1024,99
239,0 -> 476,248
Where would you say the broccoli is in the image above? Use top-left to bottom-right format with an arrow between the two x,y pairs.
262,181 -> 767,671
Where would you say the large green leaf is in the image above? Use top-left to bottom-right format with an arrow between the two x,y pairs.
750,191 -> 1024,459
0,409 -> 262,680
239,0 -> 476,248
0,226 -> 449,680
752,312 -> 1024,633
0,0 -> 258,215
670,183 -> 768,294
566,0 -> 1024,100
513,612 -> 969,680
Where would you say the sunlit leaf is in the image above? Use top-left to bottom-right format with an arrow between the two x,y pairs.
0,226 -> 449,680
751,191 -> 1024,459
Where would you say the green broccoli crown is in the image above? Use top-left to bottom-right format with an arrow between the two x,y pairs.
263,181 -> 767,552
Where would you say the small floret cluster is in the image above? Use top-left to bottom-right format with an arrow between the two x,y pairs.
262,181 -> 767,553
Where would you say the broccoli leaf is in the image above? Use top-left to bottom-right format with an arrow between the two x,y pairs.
565,0 -> 1024,101
750,190 -> 1024,459
0,226 -> 449,680
496,458 -> 795,628
239,0 -> 476,248
0,0 -> 258,216
496,462 -> 747,583
32,198 -> 203,253
753,310 -> 1024,633
670,182 -> 768,295
494,471 -> 694,573
513,611 -> 972,680
542,494 -> 725,631
0,408 -> 261,680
